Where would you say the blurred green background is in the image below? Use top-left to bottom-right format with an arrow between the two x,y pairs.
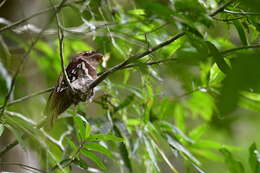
1,0 -> 260,172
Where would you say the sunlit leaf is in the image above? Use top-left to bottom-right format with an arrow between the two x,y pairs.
233,20 -> 248,46
220,148 -> 245,173
249,143 -> 260,173
0,124 -> 4,137
73,158 -> 89,170
85,142 -> 114,159
87,134 -> 124,142
81,149 -> 106,170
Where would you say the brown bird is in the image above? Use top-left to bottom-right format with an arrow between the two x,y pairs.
44,50 -> 103,126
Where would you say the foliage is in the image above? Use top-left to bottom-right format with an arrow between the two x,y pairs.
0,0 -> 260,172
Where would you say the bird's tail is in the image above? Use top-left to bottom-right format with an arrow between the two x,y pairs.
44,90 -> 72,128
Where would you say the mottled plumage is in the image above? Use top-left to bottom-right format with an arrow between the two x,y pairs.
44,51 -> 103,126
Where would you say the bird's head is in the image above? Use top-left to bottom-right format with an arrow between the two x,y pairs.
80,50 -> 103,67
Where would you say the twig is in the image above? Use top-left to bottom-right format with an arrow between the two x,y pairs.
0,0 -> 83,33
212,16 -> 244,22
0,162 -> 46,173
0,87 -> 54,110
0,0 -> 7,8
223,9 -> 260,15
0,140 -> 18,157
123,58 -> 177,69
209,0 -> 235,17
221,44 -> 260,55
0,0 -> 68,117
52,0 -> 74,92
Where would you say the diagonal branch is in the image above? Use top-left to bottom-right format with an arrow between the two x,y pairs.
88,32 -> 186,89
0,0 -> 83,33
209,0 -> 235,17
223,9 -> 260,15
0,162 -> 46,173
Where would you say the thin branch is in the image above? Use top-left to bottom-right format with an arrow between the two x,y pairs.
0,0 -> 7,8
223,9 -> 260,15
221,44 -> 260,55
212,16 -> 244,22
0,140 -> 18,157
123,58 -> 177,69
52,0 -> 74,92
0,87 -> 54,110
0,0 -> 83,33
209,0 -> 235,17
0,162 -> 46,173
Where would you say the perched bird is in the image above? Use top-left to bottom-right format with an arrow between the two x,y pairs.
44,50 -> 103,126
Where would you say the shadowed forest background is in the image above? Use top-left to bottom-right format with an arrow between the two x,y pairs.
1,0 -> 260,172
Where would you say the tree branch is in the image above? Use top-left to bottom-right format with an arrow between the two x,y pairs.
0,0 -> 83,33
221,44 -> 260,55
0,162 -> 46,173
209,0 -> 235,17
88,32 -> 186,89
52,0 -> 74,92
223,9 -> 260,15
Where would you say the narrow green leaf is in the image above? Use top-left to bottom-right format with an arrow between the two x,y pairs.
85,123 -> 91,139
174,104 -> 186,132
189,124 -> 208,140
220,148 -> 245,173
114,94 -> 135,113
73,115 -> 86,140
113,122 -> 133,173
167,134 -> 200,165
233,20 -> 248,46
0,124 -> 4,137
249,143 -> 260,173
206,41 -> 230,74
128,9 -> 145,15
66,138 -> 77,151
87,134 -> 124,142
72,158 -> 88,170
85,143 -> 114,159
143,136 -> 160,171
81,149 -> 106,170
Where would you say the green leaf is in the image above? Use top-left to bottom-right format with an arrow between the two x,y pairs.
73,115 -> 88,140
128,9 -> 145,15
174,104 -> 186,132
187,91 -> 214,121
85,122 -> 91,139
0,124 -> 4,137
114,94 -> 135,113
218,51 -> 260,115
87,134 -> 124,142
113,122 -> 133,173
189,124 -> 208,140
167,134 -> 200,166
220,148 -> 245,173
206,41 -> 230,74
85,142 -> 114,159
233,20 -> 248,46
72,158 -> 89,170
249,143 -> 260,173
81,149 -> 106,170
143,136 -> 160,171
